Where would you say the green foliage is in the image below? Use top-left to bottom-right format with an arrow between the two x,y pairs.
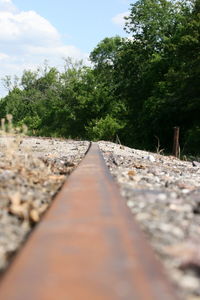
18,115 -> 41,131
90,36 -> 123,68
86,115 -> 124,141
0,59 -> 124,141
119,0 -> 200,153
0,0 -> 199,154
184,126 -> 200,154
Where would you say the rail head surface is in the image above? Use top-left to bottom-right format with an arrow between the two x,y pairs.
0,142 -> 179,300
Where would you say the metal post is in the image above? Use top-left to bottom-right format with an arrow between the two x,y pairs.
172,127 -> 180,157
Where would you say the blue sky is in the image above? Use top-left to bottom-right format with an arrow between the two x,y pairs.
0,0 -> 134,96
14,0 -> 133,52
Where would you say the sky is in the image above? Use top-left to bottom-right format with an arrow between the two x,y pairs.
0,0 -> 134,96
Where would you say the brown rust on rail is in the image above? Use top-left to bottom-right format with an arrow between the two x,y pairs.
0,143 -> 179,300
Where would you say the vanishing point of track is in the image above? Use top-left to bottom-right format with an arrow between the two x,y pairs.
0,142 -> 179,300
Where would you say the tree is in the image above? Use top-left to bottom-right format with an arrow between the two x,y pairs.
0,0 -> 199,154
90,36 -> 123,67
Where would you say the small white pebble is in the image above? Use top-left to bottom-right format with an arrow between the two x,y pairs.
172,227 -> 184,238
157,193 -> 167,201
136,213 -> 150,221
182,189 -> 190,194
147,155 -> 156,162
127,200 -> 134,208
170,192 -> 177,199
159,223 -> 173,232
180,275 -> 200,290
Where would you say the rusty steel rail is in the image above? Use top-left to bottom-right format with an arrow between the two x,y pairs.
0,142 -> 179,300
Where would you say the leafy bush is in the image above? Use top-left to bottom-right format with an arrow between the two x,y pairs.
86,115 -> 123,141
184,126 -> 200,155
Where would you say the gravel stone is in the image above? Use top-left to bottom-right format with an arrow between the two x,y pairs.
98,141 -> 200,300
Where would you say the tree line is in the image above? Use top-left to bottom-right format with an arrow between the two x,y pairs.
0,0 -> 199,154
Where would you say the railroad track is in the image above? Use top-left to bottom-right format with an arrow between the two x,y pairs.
0,142 -> 179,300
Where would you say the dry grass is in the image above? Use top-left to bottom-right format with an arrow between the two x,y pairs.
0,115 -> 65,225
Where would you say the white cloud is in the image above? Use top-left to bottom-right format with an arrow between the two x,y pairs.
112,11 -> 129,27
0,0 -> 88,97
0,0 -> 17,13
25,45 -> 87,59
0,11 -> 60,44
0,52 -> 9,60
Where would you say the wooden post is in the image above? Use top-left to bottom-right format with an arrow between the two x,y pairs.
172,127 -> 180,157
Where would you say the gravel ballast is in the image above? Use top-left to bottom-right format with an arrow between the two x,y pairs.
1,137 -> 200,300
0,136 -> 89,272
98,141 -> 200,300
